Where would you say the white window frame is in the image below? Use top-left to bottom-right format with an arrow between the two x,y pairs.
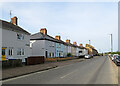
17,48 -> 25,56
17,33 -> 24,40
8,48 -> 13,56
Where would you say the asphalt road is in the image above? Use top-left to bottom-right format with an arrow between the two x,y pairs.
3,56 -> 117,84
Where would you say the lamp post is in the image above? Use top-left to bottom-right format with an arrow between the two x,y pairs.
109,34 -> 113,52
89,40 -> 91,45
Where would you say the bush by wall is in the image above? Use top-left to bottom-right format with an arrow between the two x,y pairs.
2,59 -> 23,69
67,53 -> 72,57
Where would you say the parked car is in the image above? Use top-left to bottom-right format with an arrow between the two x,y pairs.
113,55 -> 120,66
85,55 -> 90,59
112,54 -> 119,61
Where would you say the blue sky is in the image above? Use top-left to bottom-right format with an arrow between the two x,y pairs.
0,2 -> 118,53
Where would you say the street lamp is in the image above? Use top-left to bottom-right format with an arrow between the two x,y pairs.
109,34 -> 113,52
89,40 -> 91,45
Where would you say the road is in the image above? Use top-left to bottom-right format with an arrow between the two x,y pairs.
2,56 -> 117,84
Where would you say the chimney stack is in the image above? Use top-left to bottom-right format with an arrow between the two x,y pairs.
73,42 -> 77,45
66,39 -> 70,44
40,28 -> 47,35
80,44 -> 83,47
55,36 -> 61,40
86,44 -> 89,47
11,16 -> 18,25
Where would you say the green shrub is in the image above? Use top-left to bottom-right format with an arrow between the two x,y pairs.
67,53 -> 72,57
2,59 -> 23,69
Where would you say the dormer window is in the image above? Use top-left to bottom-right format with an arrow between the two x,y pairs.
17,33 -> 24,40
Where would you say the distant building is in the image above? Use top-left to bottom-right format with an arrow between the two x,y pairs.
1,17 -> 30,62
85,44 -> 98,55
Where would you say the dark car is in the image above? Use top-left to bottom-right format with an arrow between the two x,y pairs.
113,55 -> 120,66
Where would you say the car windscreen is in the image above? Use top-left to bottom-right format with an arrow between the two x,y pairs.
116,56 -> 120,60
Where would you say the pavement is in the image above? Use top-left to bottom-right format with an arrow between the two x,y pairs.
2,58 -> 84,80
2,56 -> 118,84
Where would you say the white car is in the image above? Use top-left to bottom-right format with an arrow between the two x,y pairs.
112,54 -> 119,61
85,55 -> 90,59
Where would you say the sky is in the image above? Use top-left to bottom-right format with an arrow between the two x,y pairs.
0,1 -> 118,53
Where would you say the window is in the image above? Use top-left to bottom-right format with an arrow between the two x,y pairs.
49,52 -> 51,57
52,53 -> 54,57
17,33 -> 24,40
17,48 -> 24,56
8,48 -> 13,56
59,53 -> 61,57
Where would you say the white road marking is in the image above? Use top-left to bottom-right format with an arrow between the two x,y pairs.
60,70 -> 78,79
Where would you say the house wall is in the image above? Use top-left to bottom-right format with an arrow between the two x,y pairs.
71,46 -> 76,56
30,40 -> 45,56
2,29 -> 30,62
63,45 -> 67,57
67,45 -> 71,54
76,47 -> 79,56
56,43 -> 64,57
31,40 -> 56,58
45,40 -> 56,58
84,49 -> 88,55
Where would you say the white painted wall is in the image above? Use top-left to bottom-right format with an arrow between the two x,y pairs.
45,40 -> 56,57
2,29 -> 30,62
31,40 -> 56,58
67,46 -> 71,54
30,40 -> 45,56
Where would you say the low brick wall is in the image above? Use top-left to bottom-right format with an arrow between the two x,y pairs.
45,57 -> 74,62
26,56 -> 45,65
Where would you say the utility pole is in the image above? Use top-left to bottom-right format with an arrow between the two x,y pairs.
89,40 -> 91,45
10,10 -> 12,22
109,34 -> 113,52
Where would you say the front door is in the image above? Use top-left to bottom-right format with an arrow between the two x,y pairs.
45,51 -> 48,58
2,48 -> 6,61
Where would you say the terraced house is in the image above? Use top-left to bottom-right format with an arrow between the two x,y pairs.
30,28 -> 69,58
1,17 -> 30,62
55,36 -> 68,57
30,28 -> 56,58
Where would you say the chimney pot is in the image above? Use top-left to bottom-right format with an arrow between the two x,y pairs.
40,28 -> 47,35
66,39 -> 70,44
80,44 -> 83,47
55,36 -> 61,40
11,16 -> 18,25
73,42 -> 77,45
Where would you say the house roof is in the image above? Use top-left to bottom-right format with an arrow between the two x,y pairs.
30,32 -> 84,49
31,32 -> 68,45
0,19 -> 30,35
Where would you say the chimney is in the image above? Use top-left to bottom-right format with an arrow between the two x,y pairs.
40,28 -> 47,35
55,36 -> 61,40
86,44 -> 89,47
73,42 -> 77,45
80,44 -> 83,47
11,16 -> 18,25
66,39 -> 70,44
